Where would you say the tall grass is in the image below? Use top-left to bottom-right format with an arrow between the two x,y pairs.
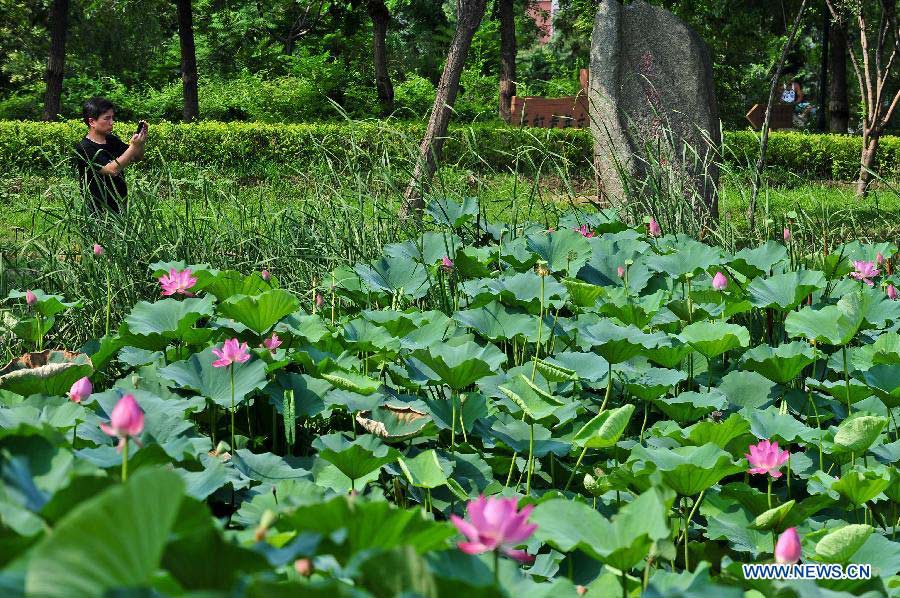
1,118 -> 897,360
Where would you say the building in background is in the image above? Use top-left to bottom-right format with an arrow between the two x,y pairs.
527,0 -> 558,44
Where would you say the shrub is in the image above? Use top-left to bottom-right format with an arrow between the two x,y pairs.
2,119 -> 899,183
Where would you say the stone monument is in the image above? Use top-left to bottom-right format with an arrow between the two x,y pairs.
589,0 -> 720,217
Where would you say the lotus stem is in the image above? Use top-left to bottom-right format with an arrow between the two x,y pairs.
121,439 -> 129,482
230,365 -> 236,451
493,549 -> 500,587
601,363 -> 613,412
105,267 -> 112,337
525,421 -> 534,495
564,445 -> 589,493
72,422 -> 78,450
842,346 -> 852,416
531,274 -> 545,382
767,476 -> 772,508
450,392 -> 457,454
504,452 -> 517,488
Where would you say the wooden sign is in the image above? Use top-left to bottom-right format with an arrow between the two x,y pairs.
508,68 -> 590,129
746,103 -> 793,131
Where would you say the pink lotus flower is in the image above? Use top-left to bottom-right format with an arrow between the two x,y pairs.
850,261 -> 879,286
617,266 -> 625,278
212,338 -> 251,367
876,252 -> 885,266
441,256 -> 454,270
575,224 -> 595,238
261,269 -> 271,281
68,377 -> 92,403
159,268 -> 197,296
93,244 -> 104,256
888,284 -> 898,300
745,439 -> 790,478
450,495 -> 537,564
294,558 -> 312,577
648,217 -> 661,237
774,527 -> 802,564
315,293 -> 324,308
783,228 -> 791,243
25,290 -> 37,306
712,271 -> 728,290
263,333 -> 282,351
100,394 -> 144,452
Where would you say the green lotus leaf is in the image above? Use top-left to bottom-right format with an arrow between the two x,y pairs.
232,449 -> 310,484
744,405 -> 815,444
124,295 -> 215,338
275,313 -> 330,343
342,318 -> 401,353
426,196 -> 478,228
740,342 -> 818,384
410,336 -> 506,390
832,466 -> 891,507
631,443 -> 743,496
546,352 -> 609,383
653,390 -> 727,422
573,404 -> 635,449
525,228 -> 592,276
397,449 -> 450,489
729,241 -> 789,278
717,370 -> 778,409
807,377 -> 872,405
532,358 -> 578,383
280,495 -> 455,563
452,302 -> 537,341
644,335 -> 693,369
832,415 -> 887,454
356,403 -> 434,442
578,321 -> 661,364
8,289 -> 82,318
679,322 -> 749,360
563,278 -> 604,308
320,369 -> 380,396
384,231 -> 462,265
863,364 -> 900,408
313,433 -> 400,488
12,315 -> 55,344
201,269 -> 271,301
25,468 -> 184,597
746,270 -> 826,311
623,367 -> 686,400
599,288 -> 667,328
870,332 -> 900,364
487,414 -> 570,457
531,487 -> 672,570
646,240 -> 723,280
354,257 -> 430,300
749,500 -> 795,531
814,524 -> 873,563
683,413 -> 751,448
217,289 -> 300,336
158,346 -> 268,409
785,290 -> 877,346
497,271 -> 569,312
0,350 -> 93,397
499,374 -> 565,421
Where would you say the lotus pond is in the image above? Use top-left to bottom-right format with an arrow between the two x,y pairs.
1,201 -> 899,596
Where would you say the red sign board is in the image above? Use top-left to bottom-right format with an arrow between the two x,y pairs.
508,68 -> 590,129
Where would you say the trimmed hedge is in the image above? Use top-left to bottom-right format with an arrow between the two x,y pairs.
1,120 -> 897,181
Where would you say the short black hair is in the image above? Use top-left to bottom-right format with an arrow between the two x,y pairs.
82,97 -> 115,125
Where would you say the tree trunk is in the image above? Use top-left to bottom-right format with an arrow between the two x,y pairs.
817,1 -> 829,131
828,19 -> 849,132
176,0 -> 200,122
368,0 -> 394,116
857,133 -> 879,195
42,0 -> 69,122
401,0 -> 488,216
498,0 -> 516,121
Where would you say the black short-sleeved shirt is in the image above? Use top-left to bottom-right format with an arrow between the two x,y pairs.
73,134 -> 129,212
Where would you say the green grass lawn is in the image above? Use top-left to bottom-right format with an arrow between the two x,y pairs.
3,164 -> 899,246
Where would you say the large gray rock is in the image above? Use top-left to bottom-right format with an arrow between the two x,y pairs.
589,0 -> 720,217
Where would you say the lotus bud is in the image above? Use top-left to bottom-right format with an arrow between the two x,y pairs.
535,262 -> 550,277
876,252 -> 884,265
712,272 -> 728,290
888,284 -> 898,300
93,244 -> 104,256
254,509 -> 277,542
25,290 -> 37,306
617,266 -> 625,278
294,558 -> 313,577
774,527 -> 802,564
68,377 -> 92,404
648,217 -> 661,237
783,228 -> 791,243
260,269 -> 270,281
